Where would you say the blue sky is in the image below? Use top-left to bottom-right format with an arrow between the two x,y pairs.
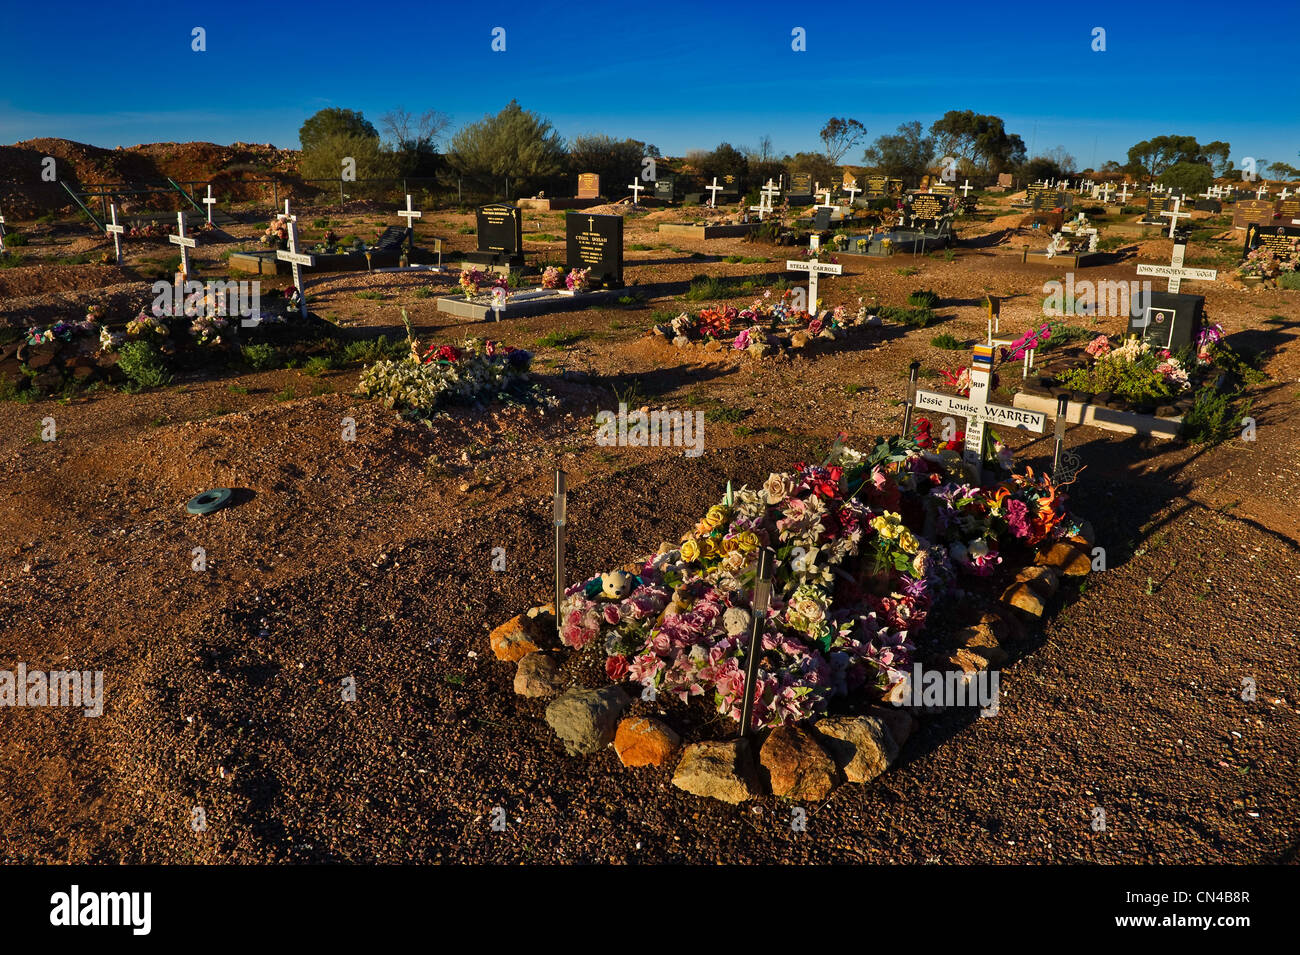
1,0 -> 1296,172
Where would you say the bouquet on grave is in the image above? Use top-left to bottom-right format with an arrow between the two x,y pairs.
565,267 -> 591,292
541,266 -> 563,290
260,216 -> 290,249
359,337 -> 533,416
561,435 -> 1080,730
458,267 -> 488,298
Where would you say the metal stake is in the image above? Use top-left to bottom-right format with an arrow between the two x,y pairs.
901,360 -> 921,437
740,548 -> 774,738
553,469 -> 567,639
1052,395 -> 1069,477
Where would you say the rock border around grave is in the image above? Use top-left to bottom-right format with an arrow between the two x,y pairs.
490,438 -> 1096,804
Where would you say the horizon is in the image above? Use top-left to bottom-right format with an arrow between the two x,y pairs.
0,0 -> 1297,172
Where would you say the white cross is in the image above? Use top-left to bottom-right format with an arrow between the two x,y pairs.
283,199 -> 297,222
0,201 -> 6,254
844,179 -> 861,205
705,177 -> 723,208
761,178 -> 780,207
785,256 -> 842,313
1159,196 -> 1191,238
276,219 -> 317,319
913,346 -> 1046,479
959,179 -> 974,197
815,187 -> 834,211
1136,233 -> 1217,295
627,179 -> 644,205
1256,185 -> 1268,200
396,193 -> 421,245
1281,187 -> 1292,200
1119,183 -> 1130,204
168,211 -> 197,277
202,185 -> 217,224
106,203 -> 126,266
749,185 -> 775,221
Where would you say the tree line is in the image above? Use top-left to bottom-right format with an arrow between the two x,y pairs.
297,102 -> 1298,197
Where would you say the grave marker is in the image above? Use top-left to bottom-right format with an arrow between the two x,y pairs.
106,203 -> 125,265
565,212 -> 623,286
396,194 -> 422,250
476,203 -> 523,263
282,199 -> 297,222
0,201 -> 6,254
627,179 -> 644,205
1159,195 -> 1191,238
577,173 -> 601,199
1232,198 -> 1279,229
913,344 -> 1047,480
705,177 -> 723,208
168,211 -> 197,277
276,219 -> 317,319
202,185 -> 218,224
785,255 -> 842,313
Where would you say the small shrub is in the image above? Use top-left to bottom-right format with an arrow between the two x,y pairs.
907,289 -> 939,308
930,332 -> 963,349
117,340 -> 173,389
241,343 -> 280,370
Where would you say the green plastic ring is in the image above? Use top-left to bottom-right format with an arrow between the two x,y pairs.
186,488 -> 233,515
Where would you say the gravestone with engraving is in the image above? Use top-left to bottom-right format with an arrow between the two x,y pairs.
1141,196 -> 1172,224
566,212 -> 623,286
1193,198 -> 1223,213
787,172 -> 813,207
1127,291 -> 1204,351
577,173 -> 601,200
654,176 -> 676,203
1243,222 -> 1300,257
907,193 -> 950,230
1278,198 -> 1300,222
1232,199 -> 1277,228
466,203 -> 524,268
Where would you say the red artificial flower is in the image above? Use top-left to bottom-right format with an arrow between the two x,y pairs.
605,655 -> 630,681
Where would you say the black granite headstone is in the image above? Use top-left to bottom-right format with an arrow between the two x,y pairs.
477,203 -> 522,256
654,176 -> 676,202
1127,290 -> 1204,351
812,207 -> 832,231
1243,222 -> 1300,258
565,212 -> 624,286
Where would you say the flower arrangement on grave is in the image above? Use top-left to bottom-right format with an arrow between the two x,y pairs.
1234,241 -> 1299,281
658,289 -> 882,354
260,216 -> 290,250
126,221 -> 176,242
189,314 -> 231,349
323,229 -> 338,249
458,267 -> 488,298
125,311 -> 171,340
359,334 -> 536,417
1053,335 -> 1196,402
565,267 -> 591,293
24,318 -> 99,346
541,266 -> 563,289
559,435 -> 1082,729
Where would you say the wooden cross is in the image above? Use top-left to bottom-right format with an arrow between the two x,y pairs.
168,211 -> 197,277
202,185 -> 217,224
705,177 -> 723,208
396,193 -> 422,248
276,219 -> 317,318
1159,196 -> 1191,238
785,255 -> 842,313
1256,184 -> 1268,200
627,179 -> 644,205
282,199 -> 297,222
1118,183 -> 1130,204
844,179 -> 861,205
959,179 -> 974,197
913,344 -> 1047,479
106,203 -> 125,265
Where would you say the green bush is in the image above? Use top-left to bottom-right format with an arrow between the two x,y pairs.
879,305 -> 935,328
1279,272 -> 1300,291
930,332 -> 964,349
3,231 -> 27,247
116,340 -> 173,390
1183,389 -> 1251,445
241,343 -> 280,370
907,289 -> 939,308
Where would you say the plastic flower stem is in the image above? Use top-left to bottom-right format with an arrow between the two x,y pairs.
739,547 -> 774,738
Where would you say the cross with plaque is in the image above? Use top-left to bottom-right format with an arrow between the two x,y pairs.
749,179 -> 778,221
276,219 -> 316,318
913,344 -> 1048,480
1159,196 -> 1191,238
168,211 -> 197,277
785,255 -> 842,313
282,199 -> 297,222
202,184 -> 217,224
843,179 -> 861,206
1136,231 -> 1216,295
627,179 -> 644,205
814,187 -> 835,213
396,193 -> 422,249
705,177 -> 723,208
106,203 -> 125,265
959,179 -> 974,198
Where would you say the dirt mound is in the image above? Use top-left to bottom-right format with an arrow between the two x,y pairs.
0,269 -> 152,329
0,138 -> 301,218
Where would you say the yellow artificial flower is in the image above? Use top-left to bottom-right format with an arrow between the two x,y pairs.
703,505 -> 730,530
898,531 -> 920,555
736,531 -> 760,552
680,539 -> 700,562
